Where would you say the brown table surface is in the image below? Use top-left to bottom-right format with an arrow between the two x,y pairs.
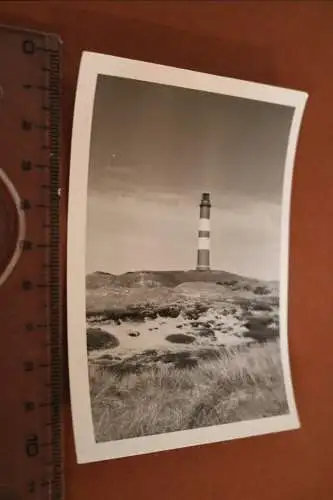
1,2 -> 333,499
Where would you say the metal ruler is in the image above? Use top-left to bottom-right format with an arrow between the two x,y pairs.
0,25 -> 63,500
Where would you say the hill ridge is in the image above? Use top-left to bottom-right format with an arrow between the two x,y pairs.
86,269 -> 278,290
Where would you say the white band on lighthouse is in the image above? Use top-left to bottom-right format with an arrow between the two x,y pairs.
199,218 -> 210,231
198,237 -> 210,250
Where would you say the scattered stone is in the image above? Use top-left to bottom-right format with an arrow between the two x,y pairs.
128,330 -> 140,337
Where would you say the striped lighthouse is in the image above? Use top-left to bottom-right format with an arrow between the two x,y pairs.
196,192 -> 211,271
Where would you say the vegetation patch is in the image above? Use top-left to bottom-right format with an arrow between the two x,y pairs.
165,333 -> 196,344
253,285 -> 270,295
174,358 -> 198,370
159,351 -> 192,364
157,306 -> 181,318
198,328 -> 216,340
87,328 -> 120,352
251,301 -> 273,312
243,317 -> 279,343
245,316 -> 272,329
243,328 -> 279,343
89,340 -> 288,442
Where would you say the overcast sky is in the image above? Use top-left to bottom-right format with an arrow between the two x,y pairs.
86,74 -> 294,280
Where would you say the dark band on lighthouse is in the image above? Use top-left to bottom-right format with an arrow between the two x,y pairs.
196,192 -> 211,271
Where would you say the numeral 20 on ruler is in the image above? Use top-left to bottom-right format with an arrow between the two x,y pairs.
0,25 -> 63,500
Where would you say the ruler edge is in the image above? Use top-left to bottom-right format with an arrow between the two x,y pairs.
47,32 -> 65,500
0,22 -> 63,45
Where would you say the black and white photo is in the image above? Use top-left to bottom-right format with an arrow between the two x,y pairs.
67,52 -> 308,463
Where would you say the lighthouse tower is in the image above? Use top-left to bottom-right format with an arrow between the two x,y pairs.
196,192 -> 211,271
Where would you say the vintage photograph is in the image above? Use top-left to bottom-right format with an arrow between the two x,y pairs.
67,52 -> 308,463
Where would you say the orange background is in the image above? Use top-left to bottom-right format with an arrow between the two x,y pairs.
1,2 -> 333,499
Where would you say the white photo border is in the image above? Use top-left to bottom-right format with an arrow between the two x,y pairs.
67,51 -> 308,464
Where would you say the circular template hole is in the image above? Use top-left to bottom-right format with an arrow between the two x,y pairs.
0,169 -> 26,287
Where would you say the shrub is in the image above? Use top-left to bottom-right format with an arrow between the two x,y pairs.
87,328 -> 120,352
158,306 -> 180,318
184,304 -> 208,320
216,280 -> 237,286
143,349 -> 158,356
245,317 -> 272,329
253,285 -> 270,295
197,349 -> 221,361
174,358 -> 198,370
243,317 -> 279,343
251,301 -> 273,312
198,328 -> 216,339
160,351 -> 191,364
165,334 -> 195,344
98,354 -> 114,361
243,328 -> 279,342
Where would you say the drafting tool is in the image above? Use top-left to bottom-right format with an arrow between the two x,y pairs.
0,25 -> 63,500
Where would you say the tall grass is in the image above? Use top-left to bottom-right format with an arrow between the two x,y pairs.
89,340 -> 288,442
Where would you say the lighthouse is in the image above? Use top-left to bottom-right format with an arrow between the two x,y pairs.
196,192 -> 211,271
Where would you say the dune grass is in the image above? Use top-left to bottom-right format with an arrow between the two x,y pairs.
89,340 -> 288,442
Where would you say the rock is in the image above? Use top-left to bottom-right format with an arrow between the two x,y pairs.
128,330 -> 140,337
